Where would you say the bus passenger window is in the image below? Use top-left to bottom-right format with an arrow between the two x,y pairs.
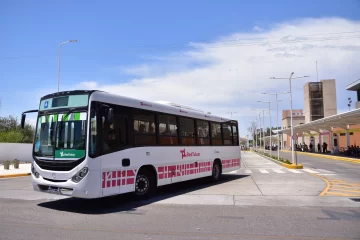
211,123 -> 222,145
101,107 -> 128,154
158,115 -> 178,145
232,125 -> 238,145
222,124 -> 233,145
179,117 -> 195,145
197,120 -> 210,145
133,110 -> 156,146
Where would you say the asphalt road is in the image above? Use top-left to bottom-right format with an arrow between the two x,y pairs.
1,151 -> 360,239
1,197 -> 360,240
278,151 -> 360,182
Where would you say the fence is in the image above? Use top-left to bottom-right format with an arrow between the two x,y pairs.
0,143 -> 33,163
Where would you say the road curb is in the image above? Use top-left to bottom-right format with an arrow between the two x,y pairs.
0,173 -> 31,179
281,150 -> 360,164
281,163 -> 304,169
252,151 -> 304,169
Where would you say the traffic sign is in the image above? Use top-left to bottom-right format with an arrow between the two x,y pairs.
292,135 -> 298,140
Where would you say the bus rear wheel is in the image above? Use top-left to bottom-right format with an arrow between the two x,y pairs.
133,169 -> 155,199
211,161 -> 222,181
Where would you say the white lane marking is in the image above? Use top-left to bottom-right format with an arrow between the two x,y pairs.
228,170 -> 237,174
303,169 -> 319,174
316,169 -> 335,173
288,169 -> 302,173
317,174 -> 337,176
259,169 -> 269,173
273,169 -> 285,173
244,170 -> 252,174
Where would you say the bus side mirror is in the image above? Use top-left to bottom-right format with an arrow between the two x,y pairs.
21,114 -> 26,129
107,108 -> 113,124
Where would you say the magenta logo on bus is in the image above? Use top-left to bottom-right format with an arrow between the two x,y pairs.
140,102 -> 152,107
180,149 -> 200,159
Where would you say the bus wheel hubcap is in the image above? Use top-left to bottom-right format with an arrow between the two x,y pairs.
136,176 -> 149,194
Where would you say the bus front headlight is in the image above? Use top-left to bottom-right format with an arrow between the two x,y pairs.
71,167 -> 89,183
31,163 -> 39,178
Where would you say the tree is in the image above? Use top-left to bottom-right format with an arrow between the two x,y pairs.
0,115 -> 35,143
247,121 -> 257,146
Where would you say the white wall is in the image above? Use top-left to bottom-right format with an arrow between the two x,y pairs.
0,143 -> 33,162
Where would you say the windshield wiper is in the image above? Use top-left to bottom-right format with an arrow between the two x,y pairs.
53,108 -> 76,160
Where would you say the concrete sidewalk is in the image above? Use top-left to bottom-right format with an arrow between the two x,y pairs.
0,163 -> 31,178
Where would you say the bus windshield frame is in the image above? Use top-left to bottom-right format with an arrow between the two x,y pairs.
33,107 -> 88,160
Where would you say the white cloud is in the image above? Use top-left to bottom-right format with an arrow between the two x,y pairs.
74,17 -> 360,136
253,26 -> 262,32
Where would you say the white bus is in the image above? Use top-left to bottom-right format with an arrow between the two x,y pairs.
21,90 -> 241,199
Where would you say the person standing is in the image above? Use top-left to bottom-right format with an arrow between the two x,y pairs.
317,143 -> 321,153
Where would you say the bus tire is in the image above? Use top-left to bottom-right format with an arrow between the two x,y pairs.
211,160 -> 222,181
133,168 -> 155,199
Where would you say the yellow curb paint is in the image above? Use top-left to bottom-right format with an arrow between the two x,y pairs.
281,150 -> 360,164
308,173 -> 331,196
281,163 -> 304,169
0,173 -> 31,179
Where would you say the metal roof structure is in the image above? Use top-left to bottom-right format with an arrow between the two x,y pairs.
279,108 -> 360,134
346,79 -> 360,91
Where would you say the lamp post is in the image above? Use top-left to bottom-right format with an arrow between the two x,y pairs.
262,92 -> 289,160
227,112 -> 237,119
256,109 -> 267,153
258,101 -> 272,157
58,40 -> 77,92
270,73 -> 309,165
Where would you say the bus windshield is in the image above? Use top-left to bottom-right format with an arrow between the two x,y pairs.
33,112 -> 87,159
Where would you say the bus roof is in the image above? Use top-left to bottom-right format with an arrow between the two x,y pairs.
42,90 -> 237,124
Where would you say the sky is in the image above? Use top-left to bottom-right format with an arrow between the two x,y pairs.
1,0 -> 360,137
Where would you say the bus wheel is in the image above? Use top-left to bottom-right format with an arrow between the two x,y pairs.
211,161 -> 222,181
134,169 -> 154,199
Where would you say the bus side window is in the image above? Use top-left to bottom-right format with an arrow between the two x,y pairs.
133,110 -> 156,146
210,122 -> 222,145
197,120 -> 210,145
222,124 -> 233,145
158,114 -> 178,145
179,117 -> 195,145
232,125 -> 238,146
101,105 -> 128,155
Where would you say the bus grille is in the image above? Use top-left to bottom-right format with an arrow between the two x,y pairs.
34,157 -> 85,171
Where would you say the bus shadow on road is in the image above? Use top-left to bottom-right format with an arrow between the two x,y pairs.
38,174 -> 248,215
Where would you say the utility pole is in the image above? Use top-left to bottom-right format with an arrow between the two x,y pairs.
262,92 -> 289,160
258,101 -> 272,157
270,73 -> 309,165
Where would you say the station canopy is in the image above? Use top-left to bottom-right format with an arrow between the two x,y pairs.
279,108 -> 360,135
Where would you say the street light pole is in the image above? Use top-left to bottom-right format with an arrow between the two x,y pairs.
270,73 -> 309,165
227,112 -> 237,119
258,101 -> 272,157
262,92 -> 289,160
58,40 -> 77,92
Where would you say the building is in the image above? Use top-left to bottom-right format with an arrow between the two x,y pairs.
304,79 -> 337,123
281,109 -> 305,148
281,78 -> 360,151
346,79 -> 360,109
